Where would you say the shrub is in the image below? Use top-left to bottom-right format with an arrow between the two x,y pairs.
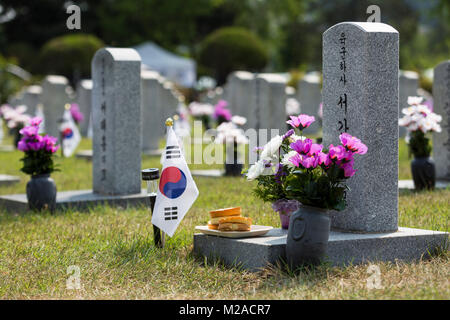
38,34 -> 104,83
198,27 -> 268,85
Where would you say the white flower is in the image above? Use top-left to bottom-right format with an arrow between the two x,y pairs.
215,121 -> 248,144
260,135 -> 282,160
246,159 -> 266,180
188,102 -> 214,116
407,96 -> 424,106
231,115 -> 247,126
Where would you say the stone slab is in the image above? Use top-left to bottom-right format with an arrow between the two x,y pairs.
143,149 -> 163,156
398,180 -> 450,190
75,149 -> 93,160
191,169 -> 225,177
0,145 -> 14,152
0,174 -> 20,186
194,227 -> 448,271
0,189 -> 149,213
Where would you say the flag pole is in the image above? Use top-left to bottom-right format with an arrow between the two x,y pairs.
160,117 -> 174,248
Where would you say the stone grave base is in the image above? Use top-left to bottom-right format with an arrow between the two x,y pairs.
194,227 -> 448,271
0,174 -> 20,186
0,145 -> 14,152
75,149 -> 93,160
398,180 -> 449,191
191,169 -> 225,177
143,149 -> 163,156
0,189 -> 149,213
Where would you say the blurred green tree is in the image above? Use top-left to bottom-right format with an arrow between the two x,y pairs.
198,27 -> 268,85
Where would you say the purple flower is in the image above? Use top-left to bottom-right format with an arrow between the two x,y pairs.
328,144 -> 346,161
318,152 -> 331,167
290,138 -> 313,154
19,125 -> 38,138
17,140 -> 29,152
308,143 -> 323,156
271,199 -> 300,214
302,155 -> 320,169
30,117 -> 43,127
213,100 -> 232,122
341,161 -> 356,178
286,114 -> 315,130
70,103 -> 84,124
339,133 -> 368,155
282,129 -> 294,140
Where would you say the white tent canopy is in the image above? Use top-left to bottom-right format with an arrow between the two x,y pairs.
133,41 -> 196,88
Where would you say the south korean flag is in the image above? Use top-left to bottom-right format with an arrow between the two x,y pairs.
59,107 -> 81,157
152,125 -> 199,237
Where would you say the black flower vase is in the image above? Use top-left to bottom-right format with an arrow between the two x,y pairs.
286,205 -> 330,269
13,127 -> 22,149
411,157 -> 436,191
224,141 -> 242,176
26,174 -> 57,212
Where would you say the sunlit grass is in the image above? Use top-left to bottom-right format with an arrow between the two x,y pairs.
0,132 -> 448,299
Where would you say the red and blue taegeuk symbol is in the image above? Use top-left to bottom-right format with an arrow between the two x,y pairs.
159,166 -> 187,199
62,128 -> 73,139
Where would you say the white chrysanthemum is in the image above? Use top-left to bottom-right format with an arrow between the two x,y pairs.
188,102 -> 214,116
260,135 -> 282,160
215,121 -> 248,144
231,115 -> 247,126
246,159 -> 266,180
407,96 -> 424,106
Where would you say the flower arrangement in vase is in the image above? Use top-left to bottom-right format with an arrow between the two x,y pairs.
0,104 -> 31,148
188,101 -> 214,130
399,96 -> 442,190
246,113 -> 368,267
215,115 -> 248,176
18,117 -> 60,211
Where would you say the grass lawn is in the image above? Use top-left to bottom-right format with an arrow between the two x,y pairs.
0,134 -> 448,299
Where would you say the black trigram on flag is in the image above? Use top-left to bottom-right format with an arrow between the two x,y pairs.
164,207 -> 178,220
165,145 -> 181,159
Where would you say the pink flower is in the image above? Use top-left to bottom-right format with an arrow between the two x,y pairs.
339,133 -> 368,154
70,103 -> 84,124
290,138 -> 313,154
341,161 -> 356,178
301,155 -> 320,169
318,152 -> 331,167
30,117 -> 43,127
308,143 -> 323,156
19,125 -> 38,138
17,140 -> 29,152
328,144 -> 346,161
286,114 -> 315,130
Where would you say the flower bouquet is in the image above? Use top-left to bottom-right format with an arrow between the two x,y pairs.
0,104 -> 31,148
247,113 -> 367,266
18,117 -> 59,211
188,101 -> 214,130
399,96 -> 442,190
247,114 -> 368,227
213,100 -> 232,125
215,115 -> 248,176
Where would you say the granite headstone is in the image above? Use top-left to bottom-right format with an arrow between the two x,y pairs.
323,22 -> 399,233
92,48 -> 142,195
297,72 -> 322,133
399,70 -> 419,137
76,79 -> 93,137
41,75 -> 71,138
433,60 -> 450,181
